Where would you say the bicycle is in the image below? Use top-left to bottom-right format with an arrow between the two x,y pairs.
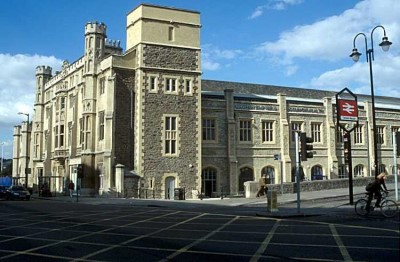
354,191 -> 399,218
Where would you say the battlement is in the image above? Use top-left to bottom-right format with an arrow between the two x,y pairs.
85,21 -> 107,36
105,38 -> 121,48
36,66 -> 52,76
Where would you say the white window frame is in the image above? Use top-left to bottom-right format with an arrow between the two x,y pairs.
165,78 -> 177,93
311,123 -> 322,143
162,115 -> 180,156
353,125 -> 363,144
239,119 -> 252,142
291,122 -> 302,142
202,118 -> 216,141
261,120 -> 274,143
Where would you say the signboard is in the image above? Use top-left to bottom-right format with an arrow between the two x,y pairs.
338,99 -> 358,121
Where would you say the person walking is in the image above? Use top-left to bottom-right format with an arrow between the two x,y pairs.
68,180 -> 75,197
256,174 -> 267,197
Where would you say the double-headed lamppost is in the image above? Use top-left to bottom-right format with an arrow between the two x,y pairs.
350,25 -> 392,178
18,112 -> 30,187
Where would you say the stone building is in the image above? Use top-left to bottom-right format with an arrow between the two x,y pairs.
13,4 -> 400,199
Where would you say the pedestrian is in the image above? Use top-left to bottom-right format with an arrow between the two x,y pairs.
68,180 -> 75,197
256,174 -> 267,197
365,172 -> 388,212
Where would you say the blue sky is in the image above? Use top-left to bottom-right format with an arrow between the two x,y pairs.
0,0 -> 399,159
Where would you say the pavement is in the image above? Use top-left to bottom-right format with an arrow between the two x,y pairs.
32,183 -> 400,218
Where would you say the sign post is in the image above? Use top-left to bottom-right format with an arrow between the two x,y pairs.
336,88 -> 359,205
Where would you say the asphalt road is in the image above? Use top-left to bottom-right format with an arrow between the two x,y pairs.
0,198 -> 399,261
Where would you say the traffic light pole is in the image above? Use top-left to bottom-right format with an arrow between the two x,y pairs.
295,132 -> 301,214
344,132 -> 354,205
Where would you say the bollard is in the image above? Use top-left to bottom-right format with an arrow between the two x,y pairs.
267,190 -> 279,212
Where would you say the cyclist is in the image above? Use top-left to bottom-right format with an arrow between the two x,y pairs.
366,172 -> 388,212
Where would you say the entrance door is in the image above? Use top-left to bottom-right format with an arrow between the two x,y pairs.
165,176 -> 175,199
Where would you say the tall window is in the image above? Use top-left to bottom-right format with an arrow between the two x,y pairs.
59,124 -> 64,147
60,97 -> 65,109
376,126 -> 385,144
165,78 -> 176,92
291,122 -> 302,142
54,126 -> 58,148
168,26 -> 174,41
202,167 -> 217,197
202,118 -> 216,141
99,111 -> 105,140
185,79 -> 192,93
150,76 -> 157,91
261,120 -> 274,142
354,125 -> 363,144
391,127 -> 400,144
99,77 -> 106,95
239,120 -> 252,142
311,123 -> 322,143
338,164 -> 347,179
164,116 -> 177,155
79,118 -> 84,145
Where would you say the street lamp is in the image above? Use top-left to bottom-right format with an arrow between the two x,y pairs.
350,25 -> 392,178
18,112 -> 30,187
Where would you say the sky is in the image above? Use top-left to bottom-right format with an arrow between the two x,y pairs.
0,0 -> 399,159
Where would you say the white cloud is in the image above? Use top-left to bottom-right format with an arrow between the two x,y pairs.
249,0 -> 303,19
0,54 -> 62,126
253,0 -> 400,95
201,44 -> 243,71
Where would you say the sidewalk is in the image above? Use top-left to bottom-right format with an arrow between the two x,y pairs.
33,183 -> 400,218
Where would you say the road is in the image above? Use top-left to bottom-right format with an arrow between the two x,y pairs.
0,198 -> 398,261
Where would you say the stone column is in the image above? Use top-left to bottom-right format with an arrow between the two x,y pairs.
324,97 -> 338,179
115,163 -> 125,198
224,89 -> 238,194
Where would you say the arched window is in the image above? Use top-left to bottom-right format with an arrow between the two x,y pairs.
262,166 -> 275,184
311,165 -> 323,180
239,167 -> 254,193
202,167 -> 217,197
338,164 -> 347,179
354,165 -> 364,177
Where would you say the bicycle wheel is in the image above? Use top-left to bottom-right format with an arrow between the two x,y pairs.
380,200 -> 399,218
355,199 -> 369,216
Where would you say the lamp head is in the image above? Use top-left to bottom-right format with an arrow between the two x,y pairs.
379,36 -> 392,52
349,48 -> 362,62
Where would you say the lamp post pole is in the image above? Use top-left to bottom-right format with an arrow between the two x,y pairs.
18,112 -> 30,187
350,25 -> 392,178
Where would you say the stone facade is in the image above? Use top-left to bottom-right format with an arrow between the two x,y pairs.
12,4 -> 400,199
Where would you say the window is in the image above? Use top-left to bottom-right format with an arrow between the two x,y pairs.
311,165 -> 323,180
185,79 -> 192,93
354,165 -> 364,177
165,78 -> 176,92
261,120 -> 274,142
262,166 -> 275,184
54,126 -> 58,148
354,125 -> 363,144
338,165 -> 347,179
377,164 -> 386,174
311,123 -> 322,143
391,127 -> 400,144
164,116 -> 178,155
202,118 -> 216,141
202,167 -> 217,197
59,124 -> 64,147
239,120 -> 252,142
79,118 -> 84,145
60,97 -> 65,109
291,122 -> 302,142
168,26 -> 174,41
376,126 -> 385,144
99,77 -> 106,94
150,76 -> 157,91
99,111 -> 105,140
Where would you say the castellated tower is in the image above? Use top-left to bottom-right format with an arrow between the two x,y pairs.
33,66 -> 52,161
84,21 -> 107,74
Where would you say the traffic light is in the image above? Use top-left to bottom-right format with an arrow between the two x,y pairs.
77,164 -> 83,179
300,132 -> 314,161
396,132 -> 400,157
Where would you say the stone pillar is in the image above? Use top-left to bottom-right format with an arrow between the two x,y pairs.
277,93 -> 290,183
324,97 -> 338,179
225,89 -> 238,194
